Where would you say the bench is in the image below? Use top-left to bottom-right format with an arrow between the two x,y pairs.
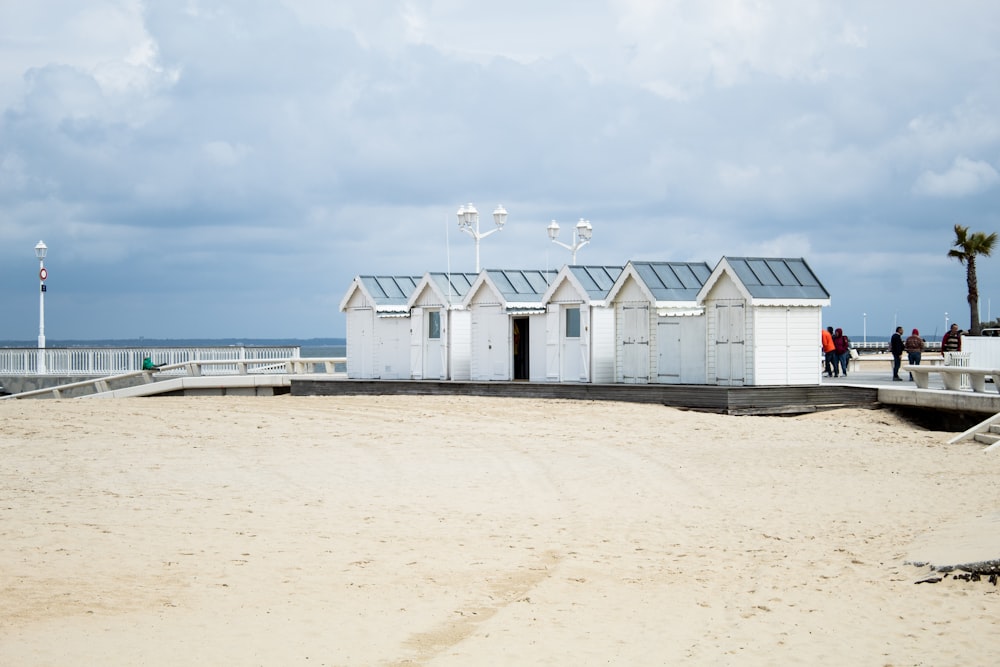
902,365 -> 998,393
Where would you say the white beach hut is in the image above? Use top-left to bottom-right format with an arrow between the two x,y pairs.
540,265 -> 624,383
696,257 -> 830,386
339,275 -> 421,379
605,261 -> 713,384
462,269 -> 557,381
405,272 -> 479,380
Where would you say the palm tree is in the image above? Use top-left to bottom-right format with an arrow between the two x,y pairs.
948,224 -> 998,336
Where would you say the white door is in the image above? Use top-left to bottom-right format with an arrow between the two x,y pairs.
657,320 -> 681,383
561,306 -> 582,381
486,310 -> 509,380
715,303 -> 746,385
423,310 -> 443,380
473,305 -> 509,380
621,304 -> 649,383
348,308 -> 374,378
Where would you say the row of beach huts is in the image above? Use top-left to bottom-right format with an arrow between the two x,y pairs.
339,257 -> 831,386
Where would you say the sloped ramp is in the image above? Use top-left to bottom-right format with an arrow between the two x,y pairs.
85,373 -> 296,398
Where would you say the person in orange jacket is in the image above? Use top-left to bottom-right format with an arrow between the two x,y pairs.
821,326 -> 836,377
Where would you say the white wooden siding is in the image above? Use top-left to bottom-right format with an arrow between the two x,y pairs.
753,307 -> 821,385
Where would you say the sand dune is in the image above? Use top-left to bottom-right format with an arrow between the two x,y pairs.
2,395 -> 998,665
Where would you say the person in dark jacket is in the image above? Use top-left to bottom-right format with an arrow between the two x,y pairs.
889,326 -> 904,381
832,328 -> 851,377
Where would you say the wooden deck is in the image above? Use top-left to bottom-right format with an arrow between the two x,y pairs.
290,379 -> 879,415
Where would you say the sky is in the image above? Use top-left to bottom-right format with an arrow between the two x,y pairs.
1,0 -> 998,342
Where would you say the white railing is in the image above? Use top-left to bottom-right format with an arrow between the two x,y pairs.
0,346 -> 300,376
1,357 -> 347,400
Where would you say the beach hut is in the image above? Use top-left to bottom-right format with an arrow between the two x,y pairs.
605,261 -> 713,384
696,257 -> 830,386
539,265 -> 624,383
462,269 -> 557,381
405,272 -> 479,380
339,275 -> 421,379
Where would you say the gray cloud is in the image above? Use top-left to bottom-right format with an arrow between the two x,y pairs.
1,0 -> 998,341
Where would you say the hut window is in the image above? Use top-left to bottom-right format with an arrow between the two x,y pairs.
565,307 -> 581,338
428,311 -> 441,339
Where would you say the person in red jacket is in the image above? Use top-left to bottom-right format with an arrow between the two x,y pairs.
832,327 -> 850,377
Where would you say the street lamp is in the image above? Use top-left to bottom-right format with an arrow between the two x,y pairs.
34,240 -> 48,374
945,312 -> 949,331
547,218 -> 593,264
863,313 -> 867,345
457,203 -> 507,273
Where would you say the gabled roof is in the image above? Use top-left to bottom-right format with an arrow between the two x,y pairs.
697,257 -> 830,304
606,261 -> 713,304
541,265 -> 624,305
462,269 -> 557,310
339,275 -> 422,313
405,272 -> 479,309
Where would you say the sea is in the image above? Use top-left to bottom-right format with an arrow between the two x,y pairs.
0,338 -> 346,358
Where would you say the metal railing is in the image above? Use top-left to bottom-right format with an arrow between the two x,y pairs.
1,356 -> 347,400
0,346 -> 300,376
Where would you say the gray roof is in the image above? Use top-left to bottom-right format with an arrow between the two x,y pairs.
358,275 -> 422,306
566,265 -> 624,300
484,269 -> 557,302
427,272 -> 479,301
723,257 -> 829,300
631,261 -> 713,301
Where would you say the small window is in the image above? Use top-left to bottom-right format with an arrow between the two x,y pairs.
428,311 -> 441,339
565,307 -> 580,338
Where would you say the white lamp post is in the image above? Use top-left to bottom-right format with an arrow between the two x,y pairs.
35,240 -> 48,374
547,218 -> 593,264
457,203 -> 507,273
863,313 -> 867,345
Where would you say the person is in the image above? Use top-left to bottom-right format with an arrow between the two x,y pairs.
142,356 -> 163,371
904,328 -> 924,380
942,323 -> 962,353
821,326 -> 836,377
832,327 -> 850,377
889,326 -> 904,381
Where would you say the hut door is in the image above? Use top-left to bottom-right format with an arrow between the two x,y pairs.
656,319 -> 681,383
561,307 -> 582,382
715,302 -> 746,385
512,317 -> 529,380
621,304 -> 649,383
423,310 -> 442,380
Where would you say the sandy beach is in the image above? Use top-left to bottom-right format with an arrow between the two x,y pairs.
2,395 -> 999,665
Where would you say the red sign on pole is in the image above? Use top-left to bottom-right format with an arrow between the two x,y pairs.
39,268 -> 48,281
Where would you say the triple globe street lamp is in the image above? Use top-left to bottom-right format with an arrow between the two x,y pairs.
547,218 -> 593,264
457,203 -> 507,273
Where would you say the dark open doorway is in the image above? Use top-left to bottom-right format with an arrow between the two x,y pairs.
513,317 -> 529,380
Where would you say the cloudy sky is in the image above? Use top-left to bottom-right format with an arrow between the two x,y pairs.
1,0 -> 998,342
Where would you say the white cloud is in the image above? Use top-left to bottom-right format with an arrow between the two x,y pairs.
913,156 -> 1000,198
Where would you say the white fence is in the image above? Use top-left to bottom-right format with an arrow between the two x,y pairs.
0,346 -> 300,376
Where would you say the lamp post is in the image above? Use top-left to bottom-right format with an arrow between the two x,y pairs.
547,218 -> 593,264
457,203 -> 507,273
863,313 -> 867,345
35,240 -> 48,374
945,312 -> 949,332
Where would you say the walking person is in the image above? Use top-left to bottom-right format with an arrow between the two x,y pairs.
890,326 -> 904,381
904,329 -> 924,381
832,327 -> 851,377
821,326 -> 836,377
